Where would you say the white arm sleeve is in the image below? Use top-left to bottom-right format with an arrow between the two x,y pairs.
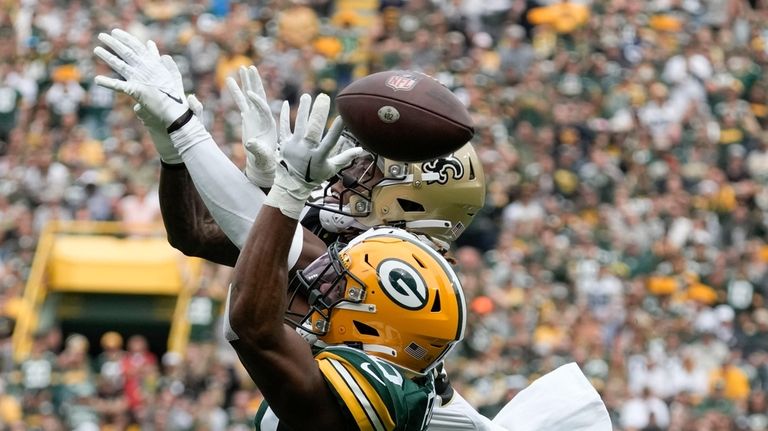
168,116 -> 304,270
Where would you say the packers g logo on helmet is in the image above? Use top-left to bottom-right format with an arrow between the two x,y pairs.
377,259 -> 428,310
286,228 -> 466,375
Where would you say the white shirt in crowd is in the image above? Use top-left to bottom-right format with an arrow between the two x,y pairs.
620,392 -> 671,430
45,81 -> 85,116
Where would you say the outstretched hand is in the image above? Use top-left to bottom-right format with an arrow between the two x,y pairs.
265,93 -> 363,219
94,28 -> 190,128
278,93 -> 363,187
226,66 -> 277,187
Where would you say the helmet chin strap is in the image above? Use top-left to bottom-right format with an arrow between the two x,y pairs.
319,205 -> 453,253
296,321 -> 327,347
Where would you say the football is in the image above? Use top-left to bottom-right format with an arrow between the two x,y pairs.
335,70 -> 474,162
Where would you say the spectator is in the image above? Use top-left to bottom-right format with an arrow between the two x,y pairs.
619,386 -> 671,430
671,354 -> 709,400
57,127 -> 105,169
79,62 -> 115,141
708,353 -> 751,404
696,381 -> 737,418
94,332 -> 125,387
0,378 -> 21,427
746,389 -> 767,431
45,67 -> 85,124
0,63 -> 23,154
638,82 -> 682,150
115,181 -> 161,234
120,335 -> 157,421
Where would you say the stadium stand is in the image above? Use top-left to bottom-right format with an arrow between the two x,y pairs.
1,0 -> 767,429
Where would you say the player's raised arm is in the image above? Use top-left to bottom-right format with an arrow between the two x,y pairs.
93,29 -> 264,245
93,29 -> 324,268
158,162 -> 240,266
126,61 -> 239,263
228,93 -> 362,429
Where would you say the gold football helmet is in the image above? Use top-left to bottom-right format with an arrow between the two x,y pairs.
314,139 -> 486,247
286,228 -> 466,375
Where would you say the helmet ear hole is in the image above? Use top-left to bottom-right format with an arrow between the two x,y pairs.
353,320 -> 380,336
396,198 -> 425,212
430,290 -> 442,312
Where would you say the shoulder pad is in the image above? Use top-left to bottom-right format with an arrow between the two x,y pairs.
316,345 -> 437,430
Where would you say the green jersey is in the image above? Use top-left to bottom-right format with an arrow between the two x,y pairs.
254,345 -> 436,431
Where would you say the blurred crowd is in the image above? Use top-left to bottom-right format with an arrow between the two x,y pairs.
1,0 -> 768,430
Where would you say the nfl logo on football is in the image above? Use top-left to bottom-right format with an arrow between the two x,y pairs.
386,73 -> 420,92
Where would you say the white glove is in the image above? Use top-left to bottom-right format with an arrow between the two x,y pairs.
265,93 -> 364,219
131,38 -> 202,164
93,28 -> 190,129
226,66 -> 277,187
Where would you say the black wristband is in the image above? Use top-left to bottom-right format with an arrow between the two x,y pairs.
161,160 -> 187,170
166,109 -> 194,134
